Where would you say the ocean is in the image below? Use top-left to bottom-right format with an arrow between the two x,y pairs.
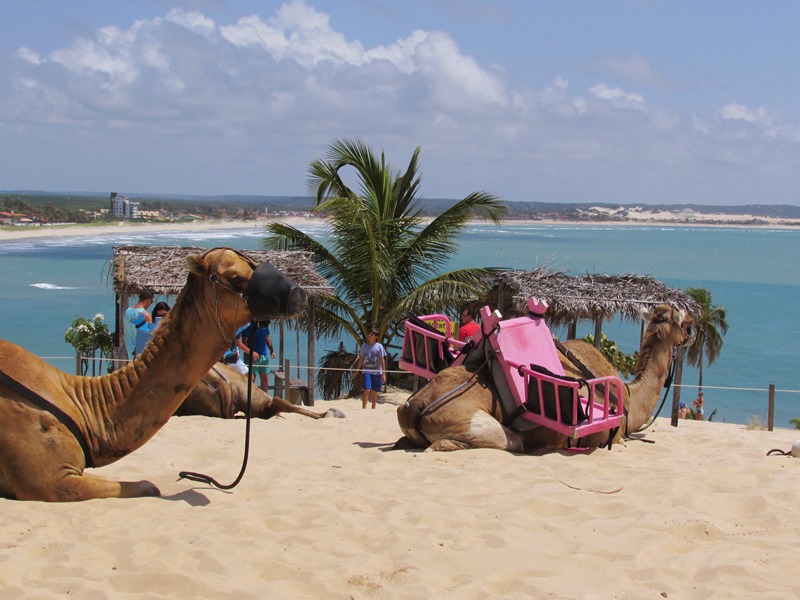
1,222 -> 798,427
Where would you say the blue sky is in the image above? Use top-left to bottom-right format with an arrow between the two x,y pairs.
1,0 -> 799,206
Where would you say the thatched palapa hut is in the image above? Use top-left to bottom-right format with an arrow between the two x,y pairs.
111,246 -> 335,403
485,267 -> 700,343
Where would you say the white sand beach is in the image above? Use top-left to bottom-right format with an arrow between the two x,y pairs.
0,219 -> 280,241
2,209 -> 799,243
2,390 -> 799,598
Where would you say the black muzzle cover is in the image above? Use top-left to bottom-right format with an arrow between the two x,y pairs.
245,262 -> 307,321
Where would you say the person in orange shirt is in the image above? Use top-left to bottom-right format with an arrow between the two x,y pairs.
458,307 -> 480,342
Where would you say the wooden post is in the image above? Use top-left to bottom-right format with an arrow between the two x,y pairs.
278,320 -> 285,367
670,347 -> 685,427
593,319 -> 603,348
284,358 -> 291,404
768,384 -> 775,431
567,321 -> 577,340
306,297 -> 315,406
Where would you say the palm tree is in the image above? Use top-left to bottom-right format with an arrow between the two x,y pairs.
684,287 -> 729,392
262,138 -> 507,392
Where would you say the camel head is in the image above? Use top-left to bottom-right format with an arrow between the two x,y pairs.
186,248 -> 307,327
641,303 -> 694,349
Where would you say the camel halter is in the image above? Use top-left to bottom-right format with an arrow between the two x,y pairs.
206,250 -> 246,348
179,249 -> 259,491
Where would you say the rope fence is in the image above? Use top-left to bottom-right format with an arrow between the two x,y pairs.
43,355 -> 800,393
45,354 -> 799,428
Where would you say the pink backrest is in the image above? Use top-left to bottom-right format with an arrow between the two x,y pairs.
480,298 -> 564,376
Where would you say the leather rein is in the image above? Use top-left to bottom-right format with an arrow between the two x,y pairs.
0,369 -> 94,468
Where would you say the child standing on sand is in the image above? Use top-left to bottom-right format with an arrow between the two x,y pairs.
353,327 -> 387,409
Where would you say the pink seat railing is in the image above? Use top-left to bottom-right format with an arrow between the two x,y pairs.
399,314 -> 465,379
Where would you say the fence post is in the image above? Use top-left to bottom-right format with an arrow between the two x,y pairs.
768,384 -> 775,431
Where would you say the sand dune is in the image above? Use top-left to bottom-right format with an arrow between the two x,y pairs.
2,391 -> 799,598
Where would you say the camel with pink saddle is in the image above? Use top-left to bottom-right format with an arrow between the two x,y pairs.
395,299 -> 692,452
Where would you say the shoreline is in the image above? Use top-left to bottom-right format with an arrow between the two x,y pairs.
1,214 -> 799,242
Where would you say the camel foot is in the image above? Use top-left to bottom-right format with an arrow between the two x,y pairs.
323,408 -> 346,419
120,480 -> 161,498
392,436 -> 426,451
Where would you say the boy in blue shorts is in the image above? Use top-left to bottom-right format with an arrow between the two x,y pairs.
353,327 -> 387,409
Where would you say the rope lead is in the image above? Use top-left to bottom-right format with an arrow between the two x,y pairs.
178,326 -> 258,490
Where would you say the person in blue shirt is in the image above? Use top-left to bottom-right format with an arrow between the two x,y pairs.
133,301 -> 171,357
235,320 -> 276,389
124,290 -> 153,358
353,327 -> 387,409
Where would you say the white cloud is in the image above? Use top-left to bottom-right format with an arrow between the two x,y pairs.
220,0 -> 366,69
49,25 -> 141,86
589,83 -> 646,110
165,8 -> 215,36
415,31 -> 507,109
721,103 -> 766,123
16,47 -> 43,65
692,116 -> 711,135
219,15 -> 289,57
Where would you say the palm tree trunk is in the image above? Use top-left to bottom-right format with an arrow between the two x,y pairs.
697,348 -> 704,392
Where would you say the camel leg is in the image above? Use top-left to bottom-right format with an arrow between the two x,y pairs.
8,467 -> 160,502
422,412 -> 526,453
51,472 -> 160,501
0,426 -> 160,501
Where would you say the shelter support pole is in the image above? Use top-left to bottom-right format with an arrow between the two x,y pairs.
567,321 -> 577,340
114,292 -> 130,369
593,319 -> 603,349
670,346 -> 686,427
278,320 -> 285,368
306,297 -> 315,406
283,358 -> 291,403
768,384 -> 775,431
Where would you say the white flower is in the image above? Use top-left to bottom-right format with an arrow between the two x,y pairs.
94,313 -> 105,321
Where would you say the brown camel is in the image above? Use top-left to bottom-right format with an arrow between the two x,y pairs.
0,248 -> 305,501
179,363 -> 345,420
394,304 -> 692,452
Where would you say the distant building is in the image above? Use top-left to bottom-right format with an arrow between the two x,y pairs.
109,192 -> 139,219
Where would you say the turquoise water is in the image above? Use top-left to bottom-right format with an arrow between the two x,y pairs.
1,223 -> 798,426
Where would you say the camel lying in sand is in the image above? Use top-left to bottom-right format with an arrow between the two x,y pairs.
394,304 -> 692,452
0,248 -> 305,501
179,363 -> 345,420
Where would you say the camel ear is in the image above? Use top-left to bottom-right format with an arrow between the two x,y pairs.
640,308 -> 653,322
674,309 -> 687,325
186,254 -> 209,276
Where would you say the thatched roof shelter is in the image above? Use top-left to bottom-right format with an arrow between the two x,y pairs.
111,245 -> 334,298
485,267 -> 700,341
110,246 -> 336,405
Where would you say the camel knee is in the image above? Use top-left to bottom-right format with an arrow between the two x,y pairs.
427,439 -> 473,452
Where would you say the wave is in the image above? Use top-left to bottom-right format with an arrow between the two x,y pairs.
30,282 -> 78,290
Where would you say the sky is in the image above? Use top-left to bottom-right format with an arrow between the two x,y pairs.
1,0 -> 799,206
